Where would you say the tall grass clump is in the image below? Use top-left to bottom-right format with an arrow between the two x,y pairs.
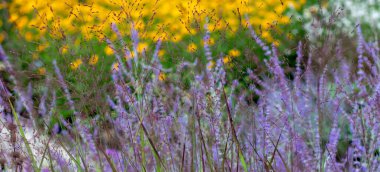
1,5 -> 380,172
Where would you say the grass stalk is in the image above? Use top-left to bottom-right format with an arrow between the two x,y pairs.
8,99 -> 39,172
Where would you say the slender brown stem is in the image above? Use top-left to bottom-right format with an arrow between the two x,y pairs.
222,87 -> 245,170
196,109 -> 214,171
181,143 -> 186,172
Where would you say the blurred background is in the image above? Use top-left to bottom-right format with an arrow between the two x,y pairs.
0,0 -> 378,118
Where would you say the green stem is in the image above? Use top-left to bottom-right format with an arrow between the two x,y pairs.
9,99 -> 39,172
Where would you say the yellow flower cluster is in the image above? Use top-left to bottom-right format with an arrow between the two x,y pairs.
187,43 -> 197,53
89,55 -> 99,65
7,0 -> 305,43
70,58 -> 83,70
223,49 -> 241,64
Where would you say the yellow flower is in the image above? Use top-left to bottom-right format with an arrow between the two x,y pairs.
137,43 -> 148,53
70,59 -> 82,70
228,49 -> 241,57
38,67 -> 46,75
111,62 -> 119,71
8,0 -> 305,44
203,37 -> 215,46
25,32 -> 33,42
261,31 -> 273,42
60,45 -> 68,54
171,34 -> 183,43
207,25 -> 214,32
158,50 -> 165,57
187,43 -> 197,53
189,28 -> 197,35
105,46 -> 114,55
88,55 -> 99,65
274,41 -> 280,47
9,13 -> 18,23
223,56 -> 231,64
0,32 -> 5,43
37,43 -> 49,52
159,72 -> 166,81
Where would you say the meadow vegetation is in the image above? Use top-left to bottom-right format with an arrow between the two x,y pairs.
0,0 -> 379,171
